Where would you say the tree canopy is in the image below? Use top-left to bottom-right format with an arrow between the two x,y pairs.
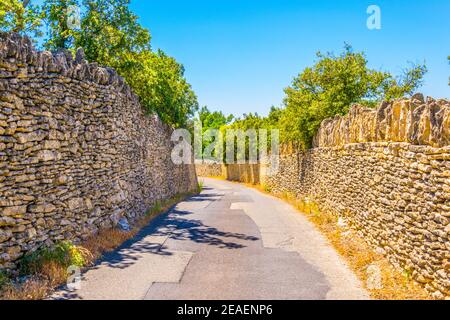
279,45 -> 427,147
196,46 -> 427,160
0,3 -> 430,143
0,0 -> 42,37
198,106 -> 234,132
0,0 -> 198,128
42,0 -> 79,50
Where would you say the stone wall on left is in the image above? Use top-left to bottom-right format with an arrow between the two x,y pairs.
0,33 -> 198,269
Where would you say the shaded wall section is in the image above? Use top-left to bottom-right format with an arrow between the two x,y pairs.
0,33 -> 198,268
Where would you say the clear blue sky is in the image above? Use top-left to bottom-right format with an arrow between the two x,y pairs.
130,0 -> 449,117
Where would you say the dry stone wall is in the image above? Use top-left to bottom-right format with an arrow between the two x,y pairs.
224,164 -> 260,185
263,142 -> 449,298
195,162 -> 260,185
195,162 -> 223,178
314,95 -> 450,148
0,33 -> 198,269
264,98 -> 450,299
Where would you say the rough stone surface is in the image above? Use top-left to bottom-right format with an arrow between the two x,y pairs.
261,142 -> 450,298
313,99 -> 450,148
194,161 -> 223,178
195,162 -> 260,184
0,33 -> 198,269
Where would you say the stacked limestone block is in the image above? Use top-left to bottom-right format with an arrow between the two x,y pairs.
262,97 -> 450,298
0,33 -> 198,269
314,95 -> 450,148
195,162 -> 223,177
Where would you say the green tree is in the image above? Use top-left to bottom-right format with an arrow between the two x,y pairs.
223,112 -> 270,162
74,0 -> 197,127
0,0 -> 43,37
198,106 -> 234,132
229,113 -> 265,132
120,49 -> 199,127
143,50 -> 198,127
263,106 -> 283,129
281,45 -> 427,148
39,0 -> 198,127
75,0 -> 151,70
195,106 -> 233,160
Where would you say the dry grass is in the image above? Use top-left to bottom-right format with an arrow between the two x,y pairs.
266,189 -> 432,300
1,276 -> 50,300
39,261 -> 72,288
82,229 -> 135,264
81,194 -> 186,264
0,244 -> 92,300
0,191 -> 197,300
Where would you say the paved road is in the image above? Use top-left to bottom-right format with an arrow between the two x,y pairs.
54,178 -> 369,300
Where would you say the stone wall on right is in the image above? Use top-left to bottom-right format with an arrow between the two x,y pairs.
263,96 -> 450,299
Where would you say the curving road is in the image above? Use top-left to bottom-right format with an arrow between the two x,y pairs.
54,178 -> 369,300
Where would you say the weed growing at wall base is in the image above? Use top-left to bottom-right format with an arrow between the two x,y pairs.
197,180 -> 204,193
0,241 -> 92,299
0,270 -> 10,289
18,241 -> 89,276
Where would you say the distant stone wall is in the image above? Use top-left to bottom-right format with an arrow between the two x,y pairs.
224,164 -> 260,185
195,162 -> 260,184
201,97 -> 450,298
195,162 -> 223,177
0,33 -> 198,269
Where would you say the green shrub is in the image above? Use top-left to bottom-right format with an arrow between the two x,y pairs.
0,270 -> 10,289
19,241 -> 86,275
147,201 -> 162,216
197,180 -> 204,193
262,184 -> 272,193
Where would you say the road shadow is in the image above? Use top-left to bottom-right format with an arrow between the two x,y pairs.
154,208 -> 259,249
185,193 -> 221,202
85,192 -> 258,270
53,192 -> 260,299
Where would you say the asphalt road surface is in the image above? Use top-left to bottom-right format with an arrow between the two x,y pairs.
54,178 -> 369,300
